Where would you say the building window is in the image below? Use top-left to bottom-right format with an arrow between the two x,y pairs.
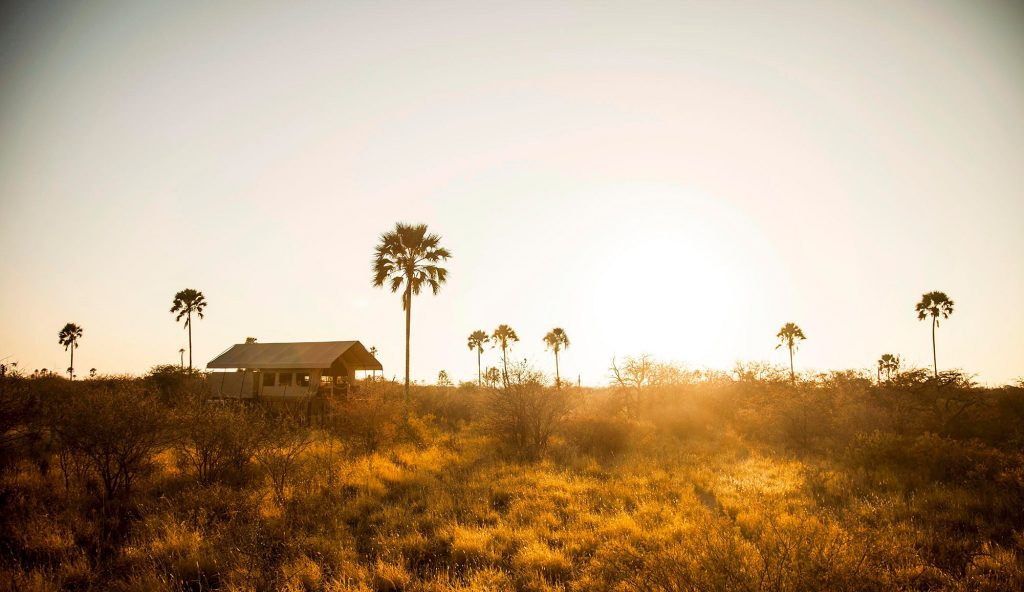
278,372 -> 293,386
262,372 -> 276,387
297,373 -> 310,387
320,375 -> 334,385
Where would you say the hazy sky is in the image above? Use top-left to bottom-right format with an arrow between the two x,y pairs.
2,0 -> 1022,385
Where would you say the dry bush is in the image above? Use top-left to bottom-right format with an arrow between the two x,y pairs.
326,382 -> 403,453
483,361 -> 572,459
564,414 -> 635,459
174,400 -> 263,485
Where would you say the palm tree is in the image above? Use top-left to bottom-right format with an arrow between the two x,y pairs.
372,222 -> 451,409
877,353 -> 899,382
543,328 -> 570,388
491,324 -> 519,386
775,322 -> 806,382
170,289 -> 207,371
916,291 -> 954,378
58,323 -> 83,380
467,330 -> 489,386
178,348 -> 185,369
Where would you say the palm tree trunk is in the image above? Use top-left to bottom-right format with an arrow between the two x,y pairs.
187,310 -> 193,371
788,343 -> 795,383
69,342 -> 74,380
932,317 -> 938,378
501,344 -> 508,388
404,283 -> 411,413
554,350 -> 561,388
477,349 -> 482,387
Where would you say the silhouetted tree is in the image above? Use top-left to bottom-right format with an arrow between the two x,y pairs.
437,369 -> 452,387
58,323 -> 83,380
369,346 -> 378,379
178,348 -> 185,369
467,330 -> 489,386
372,222 -> 451,410
916,291 -> 954,378
877,353 -> 899,382
491,324 -> 519,386
775,322 -> 806,382
483,367 -> 502,387
89,368 -> 97,378
170,289 -> 207,370
543,327 -> 570,388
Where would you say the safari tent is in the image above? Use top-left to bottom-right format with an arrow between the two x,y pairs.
205,340 -> 382,399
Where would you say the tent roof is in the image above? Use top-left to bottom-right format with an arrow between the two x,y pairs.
206,341 -> 382,370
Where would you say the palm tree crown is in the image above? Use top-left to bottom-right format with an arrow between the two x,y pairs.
775,322 -> 806,382
372,222 -> 451,408
877,353 -> 899,382
543,328 -> 570,388
916,291 -> 954,377
467,330 -> 489,386
170,288 -> 207,371
58,323 -> 83,380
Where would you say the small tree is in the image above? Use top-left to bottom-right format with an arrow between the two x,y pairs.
58,323 -> 83,380
916,291 -> 954,378
483,367 -> 502,388
610,354 -> 653,416
543,327 -> 570,388
170,289 -> 208,371
50,382 -> 167,554
775,322 -> 806,382
877,353 -> 900,383
484,361 -> 570,458
467,330 -> 489,386
253,412 -> 312,507
175,402 -> 263,485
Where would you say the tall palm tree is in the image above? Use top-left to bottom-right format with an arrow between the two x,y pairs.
916,291 -> 954,378
58,323 -> 83,380
543,327 -> 570,388
170,289 -> 207,371
775,322 -> 806,382
877,353 -> 899,382
372,222 -> 451,409
491,324 -> 519,386
467,330 -> 489,386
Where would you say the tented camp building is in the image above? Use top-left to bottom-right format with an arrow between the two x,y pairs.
206,340 -> 382,400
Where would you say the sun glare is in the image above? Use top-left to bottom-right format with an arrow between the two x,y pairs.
580,188 -> 781,369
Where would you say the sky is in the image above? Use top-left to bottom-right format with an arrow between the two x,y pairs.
1,0 -> 1022,385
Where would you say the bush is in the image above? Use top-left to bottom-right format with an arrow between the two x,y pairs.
564,415 -> 634,459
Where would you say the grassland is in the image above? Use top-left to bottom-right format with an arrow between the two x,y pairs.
1,365 -> 1023,591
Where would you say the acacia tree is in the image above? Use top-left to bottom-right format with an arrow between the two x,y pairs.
775,322 -> 806,382
916,291 -> 954,378
491,324 -> 519,387
543,327 -> 570,388
877,353 -> 900,382
372,222 -> 451,409
58,323 -> 83,380
467,330 -> 489,386
170,289 -> 207,371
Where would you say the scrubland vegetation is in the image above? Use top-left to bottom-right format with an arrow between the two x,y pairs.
2,362 -> 1023,591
